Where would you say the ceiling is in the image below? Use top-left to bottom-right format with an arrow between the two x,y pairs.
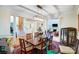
18,5 -> 75,19
0,5 -> 76,19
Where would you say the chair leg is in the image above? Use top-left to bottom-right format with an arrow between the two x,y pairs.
49,40 -> 52,50
40,50 -> 44,54
21,50 -> 22,54
25,51 -> 27,54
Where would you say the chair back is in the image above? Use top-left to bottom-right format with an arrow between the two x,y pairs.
19,38 -> 26,53
36,37 -> 45,49
40,38 -> 45,50
26,33 -> 33,40
34,32 -> 39,37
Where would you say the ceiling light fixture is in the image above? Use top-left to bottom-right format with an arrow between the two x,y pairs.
34,16 -> 44,21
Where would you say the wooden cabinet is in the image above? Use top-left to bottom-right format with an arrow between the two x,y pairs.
60,27 -> 77,46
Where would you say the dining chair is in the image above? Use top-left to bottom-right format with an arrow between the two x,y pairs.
36,38 -> 46,54
45,37 -> 59,54
34,32 -> 39,37
19,38 -> 33,54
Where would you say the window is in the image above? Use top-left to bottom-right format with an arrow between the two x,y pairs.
10,16 -> 14,35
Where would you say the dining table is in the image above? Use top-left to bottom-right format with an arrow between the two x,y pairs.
25,36 -> 46,48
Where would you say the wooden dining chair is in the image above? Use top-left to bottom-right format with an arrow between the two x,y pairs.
34,32 -> 39,37
45,37 -> 59,54
19,38 -> 33,54
26,33 -> 33,40
36,38 -> 46,54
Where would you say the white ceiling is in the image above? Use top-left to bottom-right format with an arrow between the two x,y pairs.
57,5 -> 74,13
0,5 -> 76,19
21,5 -> 75,19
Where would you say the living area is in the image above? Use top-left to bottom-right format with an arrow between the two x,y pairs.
0,5 -> 79,54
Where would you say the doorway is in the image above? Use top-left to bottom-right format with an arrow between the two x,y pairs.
47,19 -> 60,42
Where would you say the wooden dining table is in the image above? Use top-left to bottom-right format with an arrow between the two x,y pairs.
25,37 -> 46,48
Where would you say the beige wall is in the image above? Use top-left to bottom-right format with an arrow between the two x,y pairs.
0,7 -> 11,36
60,12 -> 77,29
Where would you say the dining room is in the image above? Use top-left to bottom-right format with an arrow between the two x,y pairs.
0,5 -> 79,54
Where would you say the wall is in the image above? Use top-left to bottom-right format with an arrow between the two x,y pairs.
0,7 -> 11,36
60,12 -> 77,29
47,19 -> 60,31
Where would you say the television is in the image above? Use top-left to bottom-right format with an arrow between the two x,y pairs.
53,29 -> 57,32
52,24 -> 58,27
